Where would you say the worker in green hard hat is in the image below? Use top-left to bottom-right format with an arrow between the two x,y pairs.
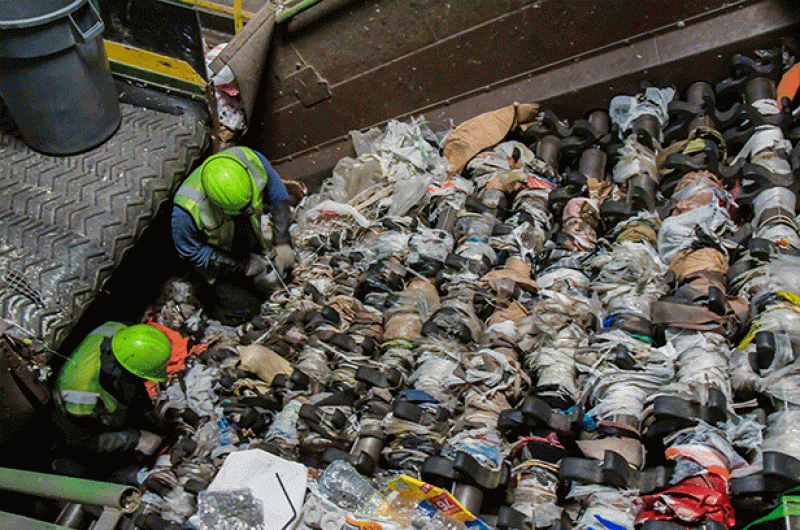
51,322 -> 172,483
172,146 -> 294,326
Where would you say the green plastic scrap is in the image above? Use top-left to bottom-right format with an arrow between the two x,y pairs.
742,496 -> 800,530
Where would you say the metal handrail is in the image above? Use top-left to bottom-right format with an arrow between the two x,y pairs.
0,511 -> 72,530
0,467 -> 141,530
177,0 -> 255,29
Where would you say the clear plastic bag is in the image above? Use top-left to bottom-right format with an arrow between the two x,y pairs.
761,408 -> 800,460
390,171 -> 434,217
330,155 -> 384,203
408,228 -> 454,263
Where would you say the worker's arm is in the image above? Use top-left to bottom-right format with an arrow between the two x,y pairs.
171,204 -> 247,278
96,429 -> 142,453
54,409 -> 158,456
71,429 -> 160,456
253,151 -> 292,246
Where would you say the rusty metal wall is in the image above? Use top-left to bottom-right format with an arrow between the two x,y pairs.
247,0 -> 799,186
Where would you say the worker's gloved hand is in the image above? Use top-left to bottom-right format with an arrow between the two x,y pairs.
206,248 -> 246,279
274,244 -> 295,276
135,430 -> 163,456
245,253 -> 268,277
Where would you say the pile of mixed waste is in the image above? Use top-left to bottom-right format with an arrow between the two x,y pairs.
28,42 -> 800,530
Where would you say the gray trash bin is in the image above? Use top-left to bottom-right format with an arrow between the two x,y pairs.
0,0 -> 121,155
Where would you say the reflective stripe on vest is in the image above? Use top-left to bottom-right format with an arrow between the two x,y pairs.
54,321 -> 126,417
176,186 -> 206,205
88,325 -> 121,337
174,148 -> 269,255
230,147 -> 266,190
58,389 -> 100,406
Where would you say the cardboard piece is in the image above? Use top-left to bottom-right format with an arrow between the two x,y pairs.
480,257 -> 539,293
238,344 -> 292,384
209,3 -> 276,123
486,301 -> 529,326
443,103 -> 539,176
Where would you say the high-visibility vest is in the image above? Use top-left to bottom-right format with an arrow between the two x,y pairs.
174,146 -> 269,253
54,322 -> 127,417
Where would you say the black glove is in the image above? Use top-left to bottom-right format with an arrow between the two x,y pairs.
271,200 -> 292,246
96,429 -> 141,454
205,248 -> 246,279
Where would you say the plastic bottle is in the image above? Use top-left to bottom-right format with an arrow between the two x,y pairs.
318,460 -> 392,517
217,416 -> 231,447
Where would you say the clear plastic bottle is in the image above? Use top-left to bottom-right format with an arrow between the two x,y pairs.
318,460 -> 392,517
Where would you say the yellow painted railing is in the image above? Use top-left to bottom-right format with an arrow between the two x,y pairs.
177,0 -> 254,32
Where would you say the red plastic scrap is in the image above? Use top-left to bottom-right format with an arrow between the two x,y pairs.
510,433 -> 564,458
636,474 -> 735,528
526,175 -> 556,189
144,320 -> 209,398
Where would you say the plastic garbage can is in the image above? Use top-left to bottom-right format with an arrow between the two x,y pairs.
0,0 -> 121,155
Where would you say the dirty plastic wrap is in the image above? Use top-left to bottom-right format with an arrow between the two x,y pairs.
511,460 -> 562,528
753,187 -> 796,226
567,486 -> 641,530
609,86 -> 675,142
443,427 -> 507,472
184,363 -> 220,417
730,302 -> 800,404
735,255 -> 800,301
665,421 -> 746,485
747,307 -> 800,374
519,289 -> 600,403
163,487 -> 197,523
665,329 -> 733,402
409,351 -> 464,408
730,125 -> 793,169
761,408 -> 800,461
612,136 -> 659,187
588,241 -> 668,308
727,413 -> 765,477
657,203 -> 737,263
188,489 -> 264,530
585,363 -> 674,424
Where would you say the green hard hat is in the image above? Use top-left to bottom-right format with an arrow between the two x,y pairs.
110,325 -> 171,382
201,155 -> 253,215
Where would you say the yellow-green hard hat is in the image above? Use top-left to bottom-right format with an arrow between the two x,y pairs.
201,155 -> 253,215
111,325 -> 171,381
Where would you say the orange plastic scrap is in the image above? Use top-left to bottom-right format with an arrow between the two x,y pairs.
777,63 -> 800,109
144,320 -> 209,398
